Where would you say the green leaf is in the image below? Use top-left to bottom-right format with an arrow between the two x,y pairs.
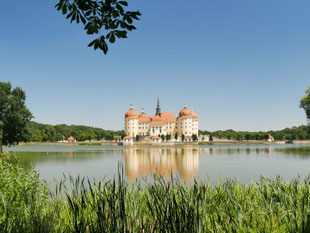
66,11 -> 74,19
120,22 -> 126,28
62,5 -> 67,14
116,4 -> 124,12
118,1 -> 128,6
126,16 -> 133,24
80,15 -> 86,25
88,39 -> 97,48
109,34 -> 116,43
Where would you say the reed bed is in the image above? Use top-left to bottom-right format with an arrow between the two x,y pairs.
1,157 -> 310,232
78,142 -> 102,146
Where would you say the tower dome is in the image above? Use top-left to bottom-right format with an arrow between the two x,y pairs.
179,104 -> 192,118
125,104 -> 138,119
192,112 -> 198,119
138,108 -> 150,122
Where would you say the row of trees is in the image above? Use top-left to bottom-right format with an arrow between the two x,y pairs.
27,121 -> 124,142
135,134 -> 198,142
199,125 -> 310,141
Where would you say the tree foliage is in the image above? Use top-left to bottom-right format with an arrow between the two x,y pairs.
199,125 -> 310,141
0,82 -> 32,150
300,86 -> 310,124
27,121 -> 122,142
55,0 -> 141,54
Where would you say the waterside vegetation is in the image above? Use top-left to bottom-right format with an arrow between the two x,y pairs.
2,155 -> 310,232
198,142 -> 214,145
78,142 -> 102,146
25,122 -> 310,144
200,125 -> 310,141
27,121 -> 124,143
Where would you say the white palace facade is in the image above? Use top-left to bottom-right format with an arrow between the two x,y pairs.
124,99 -> 199,138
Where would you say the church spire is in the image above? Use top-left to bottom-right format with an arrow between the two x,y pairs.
156,97 -> 161,116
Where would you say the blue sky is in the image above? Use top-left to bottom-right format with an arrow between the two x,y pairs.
0,0 -> 309,131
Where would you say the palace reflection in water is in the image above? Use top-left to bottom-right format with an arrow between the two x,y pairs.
124,147 -> 199,182
7,144 -> 310,186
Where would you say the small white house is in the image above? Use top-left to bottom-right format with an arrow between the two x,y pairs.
68,136 -> 76,143
198,135 -> 210,142
152,136 -> 162,144
123,136 -> 134,145
267,134 -> 274,142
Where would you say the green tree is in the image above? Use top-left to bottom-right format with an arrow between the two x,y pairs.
209,135 -> 213,141
192,134 -> 198,141
0,82 -> 32,152
175,133 -> 178,140
0,120 -> 3,148
105,133 -> 114,141
165,134 -> 171,141
181,134 -> 185,142
55,0 -> 141,54
161,135 -> 165,141
245,134 -> 251,141
120,131 -> 126,140
300,86 -> 310,130
135,135 -> 140,142
55,133 -> 63,141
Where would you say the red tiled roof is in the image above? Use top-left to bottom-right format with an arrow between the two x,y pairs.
192,112 -> 198,120
125,109 -> 138,119
179,107 -> 192,118
149,112 -> 177,125
138,112 -> 151,122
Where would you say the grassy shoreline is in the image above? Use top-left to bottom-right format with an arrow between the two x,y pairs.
13,140 -> 310,148
78,142 -> 102,146
1,154 -> 310,232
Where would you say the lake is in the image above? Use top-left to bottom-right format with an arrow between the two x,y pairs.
4,144 -> 310,186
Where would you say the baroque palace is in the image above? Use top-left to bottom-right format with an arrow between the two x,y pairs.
124,99 -> 199,138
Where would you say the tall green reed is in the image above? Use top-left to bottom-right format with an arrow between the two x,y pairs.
2,156 -> 310,232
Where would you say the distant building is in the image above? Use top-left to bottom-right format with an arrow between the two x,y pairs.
123,136 -> 134,145
151,136 -> 162,144
198,135 -> 210,142
68,136 -> 76,143
124,98 -> 199,140
268,134 -> 274,142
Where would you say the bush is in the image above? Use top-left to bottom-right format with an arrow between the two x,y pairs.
0,155 -> 51,232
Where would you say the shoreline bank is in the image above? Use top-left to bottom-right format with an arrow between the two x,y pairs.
14,140 -> 310,147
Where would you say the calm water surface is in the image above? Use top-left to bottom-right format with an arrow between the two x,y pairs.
4,144 -> 310,185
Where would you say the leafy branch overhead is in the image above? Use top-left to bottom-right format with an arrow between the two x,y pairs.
55,0 -> 141,54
